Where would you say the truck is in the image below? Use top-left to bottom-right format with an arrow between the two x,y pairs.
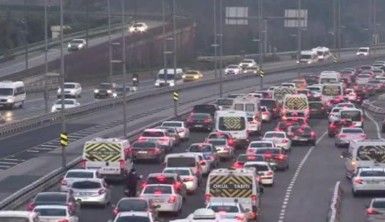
81,137 -> 134,181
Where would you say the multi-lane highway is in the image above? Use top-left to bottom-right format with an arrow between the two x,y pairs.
1,55 -> 385,221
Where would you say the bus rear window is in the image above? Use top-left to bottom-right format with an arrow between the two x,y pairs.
218,117 -> 246,131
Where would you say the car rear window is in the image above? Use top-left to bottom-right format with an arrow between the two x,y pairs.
208,139 -> 226,146
255,149 -> 280,154
360,170 -> 385,177
118,199 -> 148,211
35,193 -> 66,204
116,216 -> 150,222
342,128 -> 363,134
245,164 -> 269,171
66,171 -> 94,179
147,175 -> 175,184
192,105 -> 216,115
142,131 -> 164,137
250,142 -> 273,148
189,144 -> 212,152
35,208 -> 67,216
264,133 -> 285,138
71,181 -> 101,189
209,205 -> 239,213
237,154 -> 264,162
0,218 -> 30,222
373,200 -> 385,208
167,157 -> 196,167
191,113 -> 211,120
143,186 -> 172,194
163,169 -> 190,176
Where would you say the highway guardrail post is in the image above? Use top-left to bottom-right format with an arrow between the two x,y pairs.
173,90 -> 179,117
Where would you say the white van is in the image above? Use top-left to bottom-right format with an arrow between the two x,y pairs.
0,81 -> 26,109
205,168 -> 262,221
319,71 -> 341,84
297,50 -> 318,64
154,68 -> 183,87
339,108 -> 364,128
231,96 -> 261,135
313,46 -> 331,60
164,153 -> 203,179
342,140 -> 385,178
321,83 -> 343,104
215,110 -> 249,148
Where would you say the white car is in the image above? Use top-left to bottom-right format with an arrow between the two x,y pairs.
34,205 -> 79,222
206,138 -> 234,160
352,167 -> 385,196
111,212 -> 156,222
140,184 -> 183,213
70,179 -> 111,207
335,127 -> 367,148
281,82 -> 296,88
67,39 -> 86,51
328,107 -> 342,123
239,59 -> 257,69
247,140 -> 275,154
335,102 -> 355,109
244,161 -> 274,185
129,22 -> 149,33
0,211 -> 39,222
139,128 -> 174,151
161,121 -> 190,141
206,201 -> 249,222
356,47 -> 370,56
263,131 -> 292,152
224,64 -> 241,75
60,169 -> 100,192
51,99 -> 80,112
57,82 -> 82,98
163,167 -> 198,193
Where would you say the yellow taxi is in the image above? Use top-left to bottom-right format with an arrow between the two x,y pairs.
182,70 -> 203,82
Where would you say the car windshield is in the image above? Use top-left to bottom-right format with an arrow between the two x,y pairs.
99,83 -> 112,89
142,131 -> 164,137
64,84 -> 75,89
118,199 -> 148,211
71,181 -> 101,189
35,194 -> 66,204
359,48 -> 368,52
167,157 -> 196,167
185,71 -> 198,74
264,133 -> 284,138
360,170 -> 385,177
237,154 -> 264,162
245,164 -> 269,171
133,142 -> 157,148
157,74 -> 175,80
373,201 -> 385,208
218,117 -> 246,131
55,100 -> 75,105
228,65 -> 239,69
189,144 -> 212,152
0,88 -> 13,96
208,139 -> 226,146
322,85 -> 342,96
35,208 -> 67,216
340,111 -> 361,121
0,218 -> 30,222
71,39 -> 84,44
66,171 -> 94,179
342,128 -> 363,134
116,216 -> 150,222
143,186 -> 172,194
300,54 -> 312,59
208,205 -> 239,213
250,142 -> 273,148
163,169 -> 190,176
191,113 -> 211,120
133,23 -> 144,27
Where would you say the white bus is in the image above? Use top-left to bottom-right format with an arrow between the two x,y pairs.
215,110 -> 249,148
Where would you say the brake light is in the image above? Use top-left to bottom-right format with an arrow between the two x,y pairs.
232,161 -> 244,169
98,189 -> 106,195
80,159 -> 87,168
235,215 -> 245,221
310,132 -> 316,137
228,138 -> 235,146
26,202 -> 35,211
200,160 -> 206,166
264,153 -> 272,159
156,175 -> 167,181
168,195 -> 177,203
58,220 -> 69,222
119,160 -> 126,169
275,154 -> 286,160
266,171 -> 273,176
113,208 -> 119,217
354,177 -> 363,184
159,137 -> 168,142
205,194 -> 211,202
138,136 -> 145,141
367,208 -> 379,215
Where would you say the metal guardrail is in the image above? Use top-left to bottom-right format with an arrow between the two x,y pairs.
1,51 -> 384,137
327,181 -> 343,222
362,99 -> 385,114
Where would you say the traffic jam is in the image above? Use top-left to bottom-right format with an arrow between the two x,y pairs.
8,59 -> 385,222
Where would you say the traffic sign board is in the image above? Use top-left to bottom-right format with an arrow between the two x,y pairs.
60,132 -> 68,147
173,91 -> 179,101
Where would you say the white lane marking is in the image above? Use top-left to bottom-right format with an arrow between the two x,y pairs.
0,161 -> 17,165
3,158 -> 23,162
365,111 -> 384,139
26,150 -> 39,153
34,147 -> 54,151
39,144 -> 58,148
277,131 -> 327,222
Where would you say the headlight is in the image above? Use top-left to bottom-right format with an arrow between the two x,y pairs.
7,98 -> 13,103
107,90 -> 112,94
68,44 -> 71,47
94,89 -> 99,93
182,75 -> 186,79
169,82 -> 175,87
193,75 -> 199,79
155,82 -> 160,86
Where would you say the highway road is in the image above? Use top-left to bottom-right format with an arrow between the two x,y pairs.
3,49 -> 385,123
0,20 -> 163,79
1,56 -> 385,221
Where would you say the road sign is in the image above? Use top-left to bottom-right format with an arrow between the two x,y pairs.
284,9 -> 308,28
173,91 -> 179,101
60,132 -> 68,147
225,7 -> 248,25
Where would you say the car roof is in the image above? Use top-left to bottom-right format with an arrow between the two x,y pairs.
265,131 -> 285,134
34,205 -> 69,210
144,128 -> 167,132
117,211 -> 150,217
148,173 -> 177,178
0,211 -> 37,217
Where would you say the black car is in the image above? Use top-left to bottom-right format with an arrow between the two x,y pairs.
94,83 -> 118,99
309,101 -> 327,118
185,113 -> 214,131
192,104 -> 218,117
260,99 -> 279,118
287,125 -> 317,145
304,75 -> 319,85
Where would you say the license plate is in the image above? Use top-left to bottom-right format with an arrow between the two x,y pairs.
298,138 -> 307,141
195,125 -> 203,127
153,199 -> 164,203
138,151 -> 147,154
367,180 -> 380,184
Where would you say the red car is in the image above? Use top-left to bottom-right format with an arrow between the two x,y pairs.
287,125 -> 317,145
231,154 -> 265,169
206,131 -> 235,148
185,113 -> 214,131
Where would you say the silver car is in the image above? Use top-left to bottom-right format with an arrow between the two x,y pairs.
328,107 -> 342,123
366,198 -> 385,222
60,169 -> 99,192
352,168 -> 385,196
34,205 -> 79,222
140,184 -> 183,213
70,179 -> 111,207
335,127 -> 367,148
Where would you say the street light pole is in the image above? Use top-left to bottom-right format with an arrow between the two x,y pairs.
218,0 -> 223,97
258,0 -> 263,89
44,0 -> 49,113
213,0 -> 218,80
172,0 -> 177,85
162,0 -> 168,86
23,0 -> 29,70
108,0 -> 113,84
85,0 -> 89,47
297,0 -> 302,77
59,0 -> 66,168
121,0 -> 128,137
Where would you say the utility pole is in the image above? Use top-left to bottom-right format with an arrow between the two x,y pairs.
372,0 -> 377,56
107,0 -> 113,84
121,0 -> 128,137
85,0 -> 89,47
213,0 -> 218,80
44,0 -> 49,113
218,0 -> 223,97
59,0 -> 66,168
172,0 -> 177,86
162,0 -> 168,86
258,0 -> 263,89
297,0 -> 302,77
23,0 -> 29,70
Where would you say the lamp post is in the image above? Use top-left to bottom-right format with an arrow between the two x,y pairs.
121,0 -> 128,137
213,0 -> 218,80
59,0 -> 66,168
44,0 -> 49,113
218,0 -> 223,97
107,0 -> 113,84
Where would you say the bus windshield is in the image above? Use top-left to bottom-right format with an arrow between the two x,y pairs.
322,85 -> 342,96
